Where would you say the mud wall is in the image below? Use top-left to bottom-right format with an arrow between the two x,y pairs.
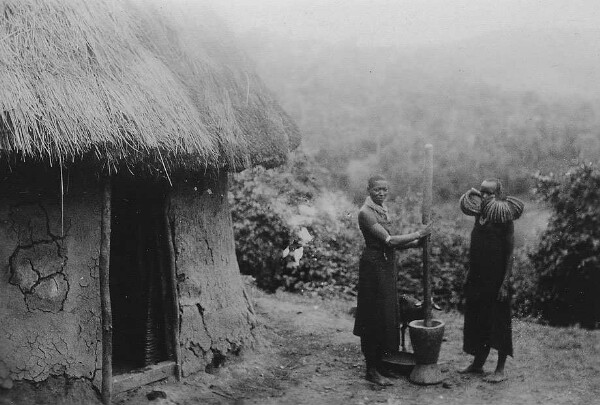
0,170 -> 102,388
170,172 -> 257,376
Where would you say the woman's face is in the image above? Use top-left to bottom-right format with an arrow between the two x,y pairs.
480,180 -> 497,200
369,180 -> 389,205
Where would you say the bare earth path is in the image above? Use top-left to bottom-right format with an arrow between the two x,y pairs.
118,289 -> 600,405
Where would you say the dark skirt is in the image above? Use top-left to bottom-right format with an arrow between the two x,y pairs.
463,219 -> 513,357
353,248 -> 399,354
463,296 -> 513,356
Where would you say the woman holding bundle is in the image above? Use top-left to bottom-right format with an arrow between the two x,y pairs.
459,178 -> 524,383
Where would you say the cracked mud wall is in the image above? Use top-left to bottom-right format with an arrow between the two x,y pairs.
0,170 -> 102,388
170,172 -> 257,376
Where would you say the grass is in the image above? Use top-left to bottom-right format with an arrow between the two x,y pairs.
253,288 -> 600,405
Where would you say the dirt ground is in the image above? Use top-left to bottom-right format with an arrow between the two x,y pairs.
117,288 -> 600,405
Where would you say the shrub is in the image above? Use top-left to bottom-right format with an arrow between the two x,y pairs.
276,201 -> 362,296
530,163 -> 600,328
229,167 -> 293,291
230,154 -> 362,295
389,193 -> 470,310
511,246 -> 541,319
231,160 -> 475,309
393,194 -> 542,317
230,156 -> 544,319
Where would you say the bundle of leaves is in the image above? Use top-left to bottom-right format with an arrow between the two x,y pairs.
530,163 -> 600,329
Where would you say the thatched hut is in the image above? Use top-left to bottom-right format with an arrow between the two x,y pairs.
0,0 -> 299,402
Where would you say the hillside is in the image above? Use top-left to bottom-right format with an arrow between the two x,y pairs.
238,29 -> 600,200
409,28 -> 600,100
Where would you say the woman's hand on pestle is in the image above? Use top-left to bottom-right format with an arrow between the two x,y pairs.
417,221 -> 434,239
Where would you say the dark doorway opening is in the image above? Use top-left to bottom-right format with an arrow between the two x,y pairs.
109,178 -> 175,375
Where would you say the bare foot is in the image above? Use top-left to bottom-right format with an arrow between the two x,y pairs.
366,369 -> 393,386
458,364 -> 484,375
484,371 -> 507,383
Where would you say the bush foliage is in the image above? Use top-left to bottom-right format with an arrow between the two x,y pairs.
231,154 -> 599,324
230,154 -> 472,308
386,193 -> 470,310
229,154 -> 362,295
530,163 -> 600,328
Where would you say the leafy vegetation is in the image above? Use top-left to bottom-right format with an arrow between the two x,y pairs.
229,153 -> 362,294
231,155 -> 481,312
231,155 -> 600,329
530,164 -> 600,328
385,193 -> 470,310
228,35 -> 600,328
243,36 -> 600,203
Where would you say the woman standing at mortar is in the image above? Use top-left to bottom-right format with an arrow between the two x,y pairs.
459,178 -> 524,383
354,175 -> 432,386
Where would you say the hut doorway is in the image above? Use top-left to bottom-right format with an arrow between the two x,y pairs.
109,179 -> 177,379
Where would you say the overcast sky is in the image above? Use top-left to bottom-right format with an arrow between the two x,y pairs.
208,0 -> 600,47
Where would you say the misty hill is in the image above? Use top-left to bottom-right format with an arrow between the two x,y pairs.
409,28 -> 600,100
238,28 -> 600,200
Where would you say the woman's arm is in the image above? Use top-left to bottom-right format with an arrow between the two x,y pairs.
498,222 -> 515,301
397,239 -> 422,250
358,210 -> 390,242
386,222 -> 433,248
387,230 -> 425,247
358,210 -> 432,249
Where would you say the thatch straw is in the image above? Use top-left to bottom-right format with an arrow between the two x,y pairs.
0,0 -> 299,174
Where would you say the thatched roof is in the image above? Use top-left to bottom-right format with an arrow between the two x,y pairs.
0,0 -> 300,175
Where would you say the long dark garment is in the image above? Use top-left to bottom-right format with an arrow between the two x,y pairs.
353,247 -> 399,354
463,218 -> 513,357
